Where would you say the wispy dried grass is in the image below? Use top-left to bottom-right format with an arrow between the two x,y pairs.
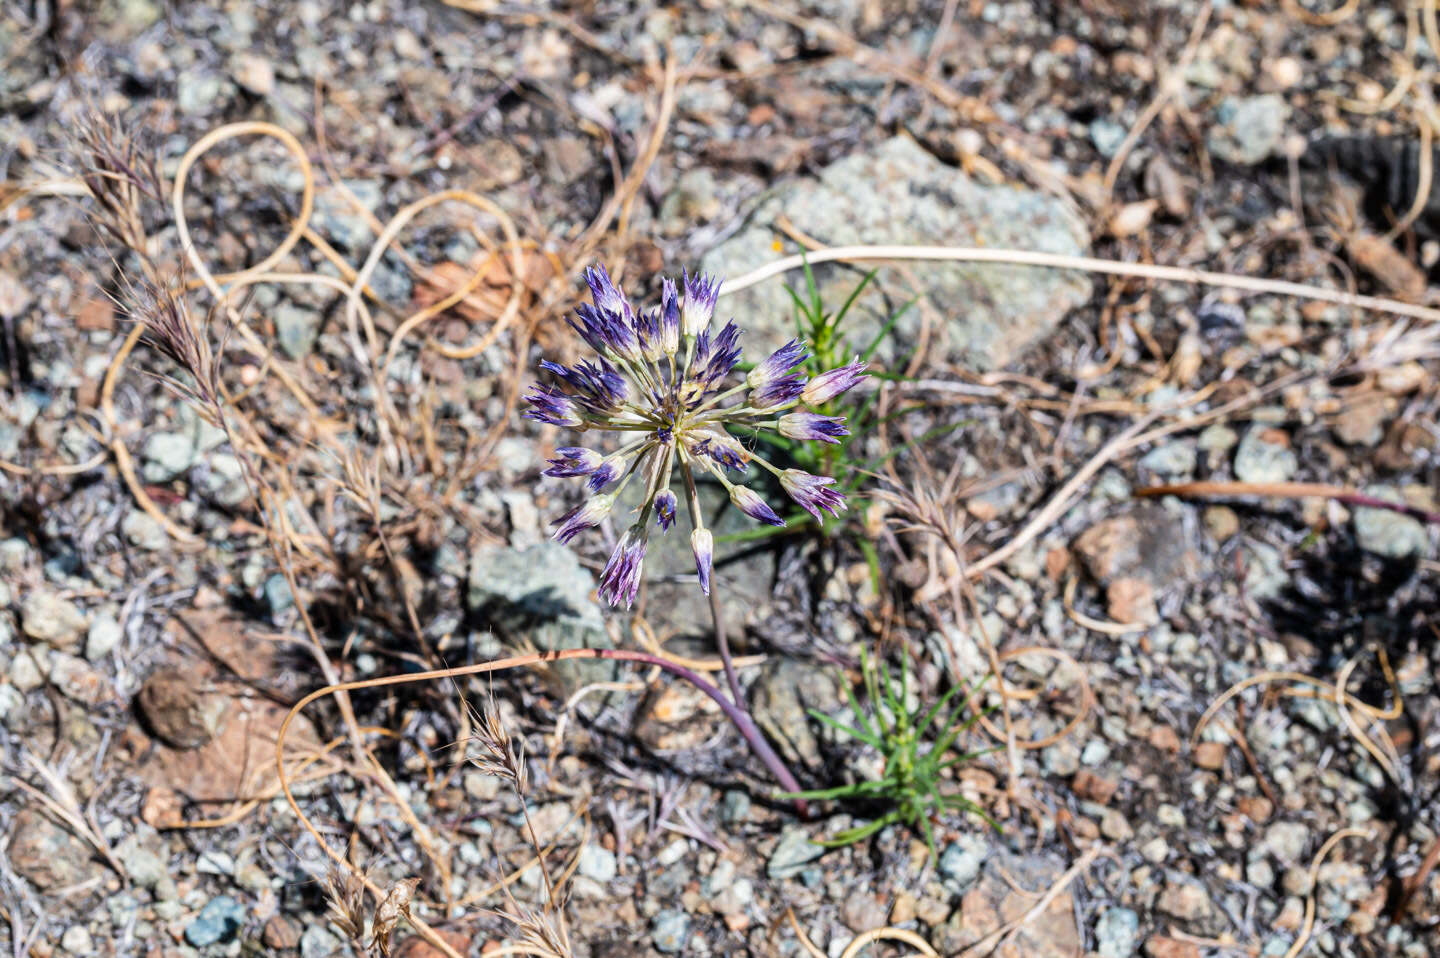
322,866 -> 369,946
465,691 -> 575,958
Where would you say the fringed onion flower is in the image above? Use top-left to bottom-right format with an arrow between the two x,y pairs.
528,265 -> 867,607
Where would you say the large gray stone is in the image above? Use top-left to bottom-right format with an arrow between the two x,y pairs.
702,136 -> 1090,370
468,542 -> 613,690
749,657 -> 844,771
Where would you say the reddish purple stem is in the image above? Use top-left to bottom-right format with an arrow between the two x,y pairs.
592,648 -> 807,814
1334,492 -> 1440,526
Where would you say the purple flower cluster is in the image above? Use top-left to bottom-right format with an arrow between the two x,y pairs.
528,265 -> 867,608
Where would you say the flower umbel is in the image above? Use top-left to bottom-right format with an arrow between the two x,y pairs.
531,265 -> 867,606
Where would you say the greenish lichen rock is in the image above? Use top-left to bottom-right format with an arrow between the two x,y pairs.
702,136 -> 1090,371
467,541 -> 615,690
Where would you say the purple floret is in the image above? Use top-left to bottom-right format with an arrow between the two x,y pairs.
598,527 -> 647,608
778,412 -> 848,444
543,447 -> 602,478
780,469 -> 847,520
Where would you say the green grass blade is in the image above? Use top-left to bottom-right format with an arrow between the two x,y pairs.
807,708 -> 882,749
815,814 -> 897,847
827,269 -> 877,346
840,674 -> 881,742
859,299 -> 915,362
778,783 -> 867,801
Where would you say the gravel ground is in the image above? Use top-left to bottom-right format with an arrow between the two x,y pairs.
2,2 -> 1439,957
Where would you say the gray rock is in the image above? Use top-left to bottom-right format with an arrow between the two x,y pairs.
314,180 -> 384,251
86,614 -> 123,661
749,657 -> 843,769
767,827 -> 827,879
177,73 -> 230,116
49,652 -> 108,706
1042,738 -> 1080,777
300,925 -> 341,958
1247,858 -> 1275,888
1242,540 -> 1288,600
938,834 -> 988,893
1081,740 -> 1111,766
651,909 -> 692,953
714,877 -> 755,916
20,590 -> 88,649
185,896 -> 245,947
1353,488 -> 1429,559
721,789 -> 752,825
1208,94 -> 1289,165
468,541 -> 613,690
105,894 -> 140,931
140,406 -> 228,482
1139,442 -> 1197,477
119,836 -> 168,888
1094,907 -> 1140,958
659,168 -> 721,235
1264,821 -> 1310,864
197,850 -> 235,875
576,844 -> 617,883
703,859 -> 737,896
59,925 -> 93,955
264,574 -> 294,615
197,453 -> 250,507
702,137 -> 1090,370
274,303 -> 323,360
1234,425 -> 1297,484
0,537 -> 34,573
1089,119 -> 1128,158
122,511 -> 169,551
0,684 -> 22,722
1197,424 -> 1239,457
141,433 -> 194,483
8,649 -> 44,691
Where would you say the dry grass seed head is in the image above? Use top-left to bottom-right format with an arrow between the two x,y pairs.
505,903 -> 575,958
465,694 -> 528,794
322,864 -> 369,947
126,275 -> 227,424
69,108 -> 167,252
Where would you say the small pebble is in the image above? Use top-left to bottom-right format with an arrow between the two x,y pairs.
651,909 -> 691,953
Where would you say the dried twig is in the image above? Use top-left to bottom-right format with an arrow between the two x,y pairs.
1138,479 -> 1440,524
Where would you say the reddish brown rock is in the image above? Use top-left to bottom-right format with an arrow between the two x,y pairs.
1072,769 -> 1119,804
8,809 -> 97,890
1193,741 -> 1227,770
1145,937 -> 1202,958
1072,507 -> 1200,588
136,667 -> 227,749
262,915 -> 301,950
396,930 -> 472,958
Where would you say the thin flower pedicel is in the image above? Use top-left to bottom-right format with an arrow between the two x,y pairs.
527,264 -> 867,607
